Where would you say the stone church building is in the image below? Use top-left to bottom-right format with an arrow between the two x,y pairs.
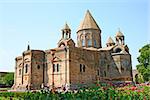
12,10 -> 133,90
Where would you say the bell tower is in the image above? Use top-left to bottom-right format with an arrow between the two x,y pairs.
58,23 -> 75,48
115,29 -> 125,45
61,23 -> 71,39
106,36 -> 115,47
77,10 -> 102,48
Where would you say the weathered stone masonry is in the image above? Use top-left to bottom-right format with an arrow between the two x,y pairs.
12,10 -> 132,90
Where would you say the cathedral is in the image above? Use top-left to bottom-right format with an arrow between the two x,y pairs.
12,10 -> 133,90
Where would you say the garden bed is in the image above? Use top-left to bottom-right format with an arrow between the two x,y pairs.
0,84 -> 149,100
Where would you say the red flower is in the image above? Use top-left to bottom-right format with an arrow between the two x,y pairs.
102,87 -> 107,90
136,90 -> 141,93
96,83 -> 100,86
130,86 -> 137,91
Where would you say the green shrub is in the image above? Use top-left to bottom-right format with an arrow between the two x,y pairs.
0,85 -> 149,100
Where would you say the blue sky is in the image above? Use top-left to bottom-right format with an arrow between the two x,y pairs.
0,0 -> 149,72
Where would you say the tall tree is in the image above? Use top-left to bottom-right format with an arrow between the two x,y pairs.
136,44 -> 150,82
3,73 -> 14,86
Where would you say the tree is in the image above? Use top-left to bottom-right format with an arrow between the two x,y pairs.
3,73 -> 14,86
136,44 -> 150,82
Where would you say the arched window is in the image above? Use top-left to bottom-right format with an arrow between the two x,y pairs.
19,69 -> 21,75
57,64 -> 59,72
81,39 -> 85,46
97,69 -> 100,75
104,71 -> 106,77
94,40 -> 97,47
53,64 -> 60,72
87,39 -> 92,46
25,64 -> 28,73
80,64 -> 82,72
53,64 -> 55,72
83,65 -> 85,72
80,64 -> 86,72
37,65 -> 40,69
115,48 -> 122,53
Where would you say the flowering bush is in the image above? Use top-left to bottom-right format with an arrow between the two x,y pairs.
0,84 -> 149,100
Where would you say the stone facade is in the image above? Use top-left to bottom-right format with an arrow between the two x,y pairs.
12,10 -> 133,90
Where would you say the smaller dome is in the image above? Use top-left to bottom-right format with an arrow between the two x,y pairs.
116,29 -> 124,37
62,23 -> 71,31
106,37 -> 115,44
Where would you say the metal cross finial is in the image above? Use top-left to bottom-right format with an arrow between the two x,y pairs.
27,41 -> 30,50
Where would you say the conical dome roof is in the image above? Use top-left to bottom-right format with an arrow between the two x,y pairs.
77,10 -> 100,32
62,23 -> 71,31
116,29 -> 124,37
106,37 -> 115,44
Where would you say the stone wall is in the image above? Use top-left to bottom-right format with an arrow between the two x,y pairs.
69,47 -> 99,86
46,48 -> 70,88
31,50 -> 45,89
14,56 -> 23,87
112,53 -> 132,81
22,51 -> 31,87
13,46 -> 132,90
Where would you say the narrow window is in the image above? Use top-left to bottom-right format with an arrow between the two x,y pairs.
94,40 -> 97,47
104,71 -> 106,77
80,64 -> 86,72
97,69 -> 99,75
107,65 -> 109,70
37,65 -> 40,69
88,39 -> 92,46
82,40 -> 85,46
19,69 -> 21,75
57,64 -> 59,72
80,64 -> 82,72
83,65 -> 85,72
25,64 -> 28,73
53,64 -> 55,72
